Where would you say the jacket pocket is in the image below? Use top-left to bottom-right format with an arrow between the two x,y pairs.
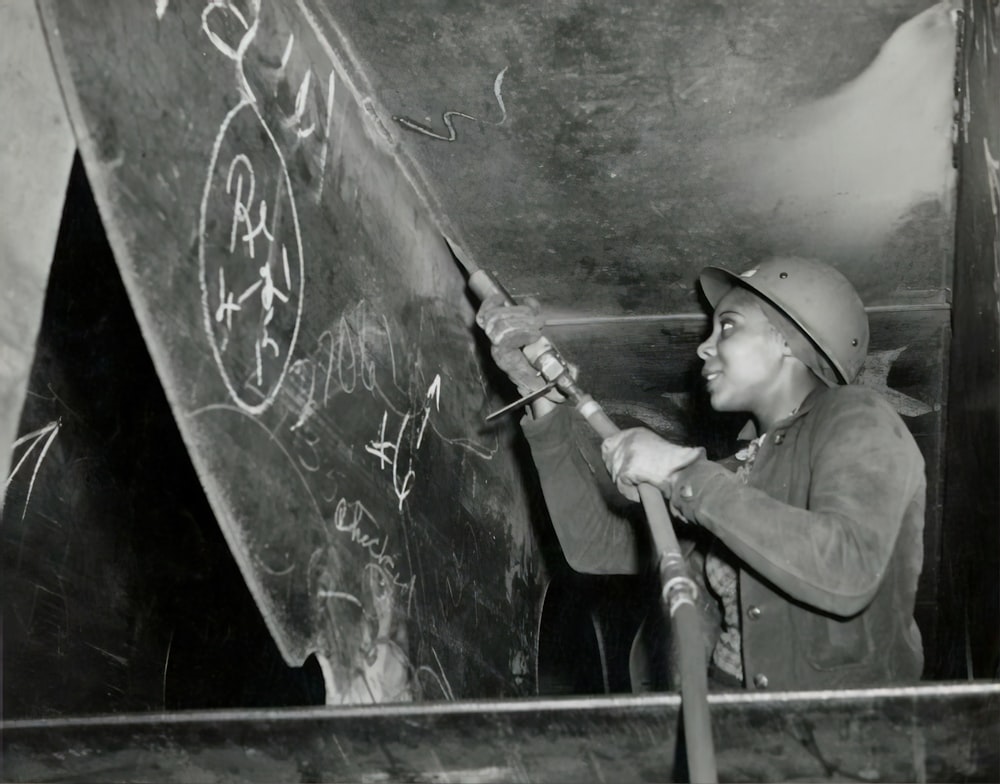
805,613 -> 874,671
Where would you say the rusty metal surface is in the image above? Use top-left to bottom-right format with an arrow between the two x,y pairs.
3,683 -> 998,783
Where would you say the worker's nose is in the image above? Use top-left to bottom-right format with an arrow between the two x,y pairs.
696,333 -> 716,360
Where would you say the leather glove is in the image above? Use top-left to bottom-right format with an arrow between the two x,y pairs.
475,293 -> 568,402
601,427 -> 704,502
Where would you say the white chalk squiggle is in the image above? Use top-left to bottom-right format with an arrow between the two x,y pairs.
394,66 -> 509,142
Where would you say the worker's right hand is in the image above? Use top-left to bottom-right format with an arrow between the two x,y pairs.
601,428 -> 704,502
475,294 -> 565,402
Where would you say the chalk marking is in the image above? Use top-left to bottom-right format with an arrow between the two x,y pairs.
237,278 -> 262,304
215,266 -> 241,340
199,99 -> 305,415
336,314 -> 358,395
201,0 -> 261,101
317,329 -> 337,407
382,314 -> 398,387
430,646 -> 455,701
310,309 -> 402,414
317,589 -> 363,608
394,66 -> 508,142
365,412 -> 416,510
282,244 -> 292,289
254,555 -> 296,577
332,499 -> 399,579
329,304 -> 405,413
492,67 -> 508,122
84,641 -> 129,668
155,0 -> 169,21
225,153 -> 255,254
414,647 -> 455,702
330,734 -> 351,766
357,308 -> 380,394
293,72 -> 317,138
187,403 -> 396,646
416,374 -> 441,449
413,306 -> 499,460
4,420 -> 61,521
289,359 -> 318,431
294,426 -> 322,472
280,33 -> 295,71
366,412 -> 391,471
161,629 -> 173,708
678,74 -> 709,100
315,70 -> 337,202
280,63 -> 317,139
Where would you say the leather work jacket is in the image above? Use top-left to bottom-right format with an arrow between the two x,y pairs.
521,384 -> 926,691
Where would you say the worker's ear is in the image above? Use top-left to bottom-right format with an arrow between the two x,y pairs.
769,324 -> 794,356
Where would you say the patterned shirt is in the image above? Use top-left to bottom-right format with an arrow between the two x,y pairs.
705,434 -> 767,684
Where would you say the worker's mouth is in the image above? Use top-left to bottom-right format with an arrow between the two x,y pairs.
703,370 -> 722,386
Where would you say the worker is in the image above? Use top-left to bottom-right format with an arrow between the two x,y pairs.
476,256 -> 926,691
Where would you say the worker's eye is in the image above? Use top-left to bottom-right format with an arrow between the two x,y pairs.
720,319 -> 735,333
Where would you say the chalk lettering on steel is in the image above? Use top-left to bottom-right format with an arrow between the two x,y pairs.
188,403 -> 417,631
200,0 -> 306,413
394,66 -> 509,142
201,0 -> 261,101
365,410 -> 416,511
200,98 -> 305,413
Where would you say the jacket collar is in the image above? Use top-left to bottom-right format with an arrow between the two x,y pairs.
736,385 -> 831,441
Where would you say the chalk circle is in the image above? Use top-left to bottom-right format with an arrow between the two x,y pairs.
199,99 -> 305,415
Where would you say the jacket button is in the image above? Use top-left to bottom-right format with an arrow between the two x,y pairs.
753,673 -> 769,689
679,484 -> 694,499
747,605 -> 762,620
773,433 -> 784,445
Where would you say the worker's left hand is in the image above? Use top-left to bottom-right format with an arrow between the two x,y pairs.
601,428 -> 703,502
475,293 -> 575,404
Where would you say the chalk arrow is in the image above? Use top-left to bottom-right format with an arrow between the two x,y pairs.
416,375 -> 442,449
4,420 -> 61,520
426,374 -> 442,409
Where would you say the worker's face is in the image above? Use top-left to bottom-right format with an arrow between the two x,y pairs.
696,289 -> 787,414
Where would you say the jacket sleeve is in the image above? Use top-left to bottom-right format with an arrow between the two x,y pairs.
667,388 -> 925,618
521,405 -> 643,575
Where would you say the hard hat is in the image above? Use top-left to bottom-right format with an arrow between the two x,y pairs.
699,257 -> 869,384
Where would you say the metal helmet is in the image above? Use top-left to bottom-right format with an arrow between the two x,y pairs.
699,256 -> 869,384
